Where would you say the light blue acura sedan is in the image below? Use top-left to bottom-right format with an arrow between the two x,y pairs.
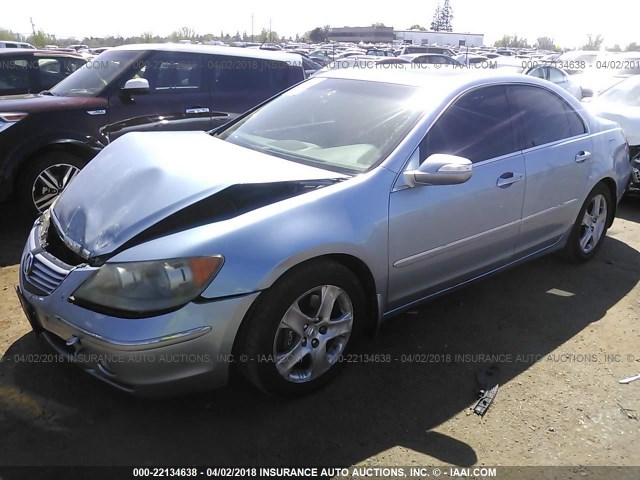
17,68 -> 631,396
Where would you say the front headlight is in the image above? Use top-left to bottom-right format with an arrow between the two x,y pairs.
71,256 -> 224,317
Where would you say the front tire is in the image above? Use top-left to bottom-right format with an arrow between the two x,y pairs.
18,151 -> 86,216
235,259 -> 365,396
564,183 -> 612,263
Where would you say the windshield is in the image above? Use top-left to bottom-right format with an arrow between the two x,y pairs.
51,50 -> 145,97
216,77 -> 425,174
600,75 -> 640,107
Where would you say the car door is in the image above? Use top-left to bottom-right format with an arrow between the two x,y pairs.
106,51 -> 212,142
387,85 -> 526,310
506,84 -> 591,255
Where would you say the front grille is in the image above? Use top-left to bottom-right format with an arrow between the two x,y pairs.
24,254 -> 69,295
632,166 -> 640,185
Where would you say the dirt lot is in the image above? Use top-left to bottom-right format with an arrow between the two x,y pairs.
0,197 -> 639,472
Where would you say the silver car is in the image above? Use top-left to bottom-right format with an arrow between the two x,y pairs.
17,69 -> 631,397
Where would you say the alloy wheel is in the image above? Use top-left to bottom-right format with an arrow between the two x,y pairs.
578,193 -> 608,254
272,284 -> 353,383
31,163 -> 80,213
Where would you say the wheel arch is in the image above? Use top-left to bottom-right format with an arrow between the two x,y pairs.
597,177 -> 617,228
11,140 -> 98,193
231,253 -> 381,363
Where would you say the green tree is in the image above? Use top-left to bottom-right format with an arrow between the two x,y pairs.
440,0 -> 454,32
431,4 -> 442,31
0,29 -> 19,41
309,27 -> 326,43
170,26 -> 196,42
582,34 -> 603,50
141,32 -> 154,43
607,44 -> 622,52
430,1 -> 453,32
258,28 -> 279,43
28,29 -> 55,48
625,42 -> 640,51
408,25 -> 427,31
371,22 -> 386,27
494,35 -> 529,48
535,37 -> 555,51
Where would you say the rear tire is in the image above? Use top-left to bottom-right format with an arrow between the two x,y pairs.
18,151 -> 86,216
235,259 -> 365,397
564,183 -> 612,263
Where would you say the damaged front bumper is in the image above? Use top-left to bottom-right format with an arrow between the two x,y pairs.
628,151 -> 640,193
16,222 -> 259,396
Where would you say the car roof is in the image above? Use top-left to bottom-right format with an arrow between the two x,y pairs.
111,43 -> 303,63
316,67 -> 558,92
0,49 -> 84,58
400,53 -> 451,60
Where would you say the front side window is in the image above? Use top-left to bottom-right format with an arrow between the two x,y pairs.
507,85 -> 586,148
420,85 -> 516,163
51,49 -> 146,96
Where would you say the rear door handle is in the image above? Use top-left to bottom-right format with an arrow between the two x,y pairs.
575,151 -> 592,163
497,172 -> 524,188
185,107 -> 210,114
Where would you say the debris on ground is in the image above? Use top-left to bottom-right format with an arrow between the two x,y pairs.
474,365 -> 500,416
619,373 -> 640,384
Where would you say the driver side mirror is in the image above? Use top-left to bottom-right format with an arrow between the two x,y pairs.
121,78 -> 150,93
581,88 -> 593,100
404,154 -> 473,187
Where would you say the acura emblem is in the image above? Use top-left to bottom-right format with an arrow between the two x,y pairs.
23,253 -> 34,277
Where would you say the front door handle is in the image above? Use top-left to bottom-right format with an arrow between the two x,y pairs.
575,151 -> 592,163
497,172 -> 524,188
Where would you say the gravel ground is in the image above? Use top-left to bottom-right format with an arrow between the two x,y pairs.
0,197 -> 638,474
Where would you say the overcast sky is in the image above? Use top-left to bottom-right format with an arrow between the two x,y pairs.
3,0 -> 637,49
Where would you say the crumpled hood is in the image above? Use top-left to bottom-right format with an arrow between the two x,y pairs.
587,101 -> 640,146
53,131 -> 346,258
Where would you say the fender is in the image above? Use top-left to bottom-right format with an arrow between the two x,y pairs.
4,134 -> 107,184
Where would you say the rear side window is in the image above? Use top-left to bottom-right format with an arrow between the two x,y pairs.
548,67 -> 567,84
507,85 -> 586,148
421,85 -> 516,163
209,55 -> 302,95
0,58 -> 30,94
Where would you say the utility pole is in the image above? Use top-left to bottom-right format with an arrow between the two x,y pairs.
251,13 -> 254,43
29,17 -> 36,37
269,18 -> 272,43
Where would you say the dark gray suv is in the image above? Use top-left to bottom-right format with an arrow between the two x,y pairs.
0,44 -> 305,214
